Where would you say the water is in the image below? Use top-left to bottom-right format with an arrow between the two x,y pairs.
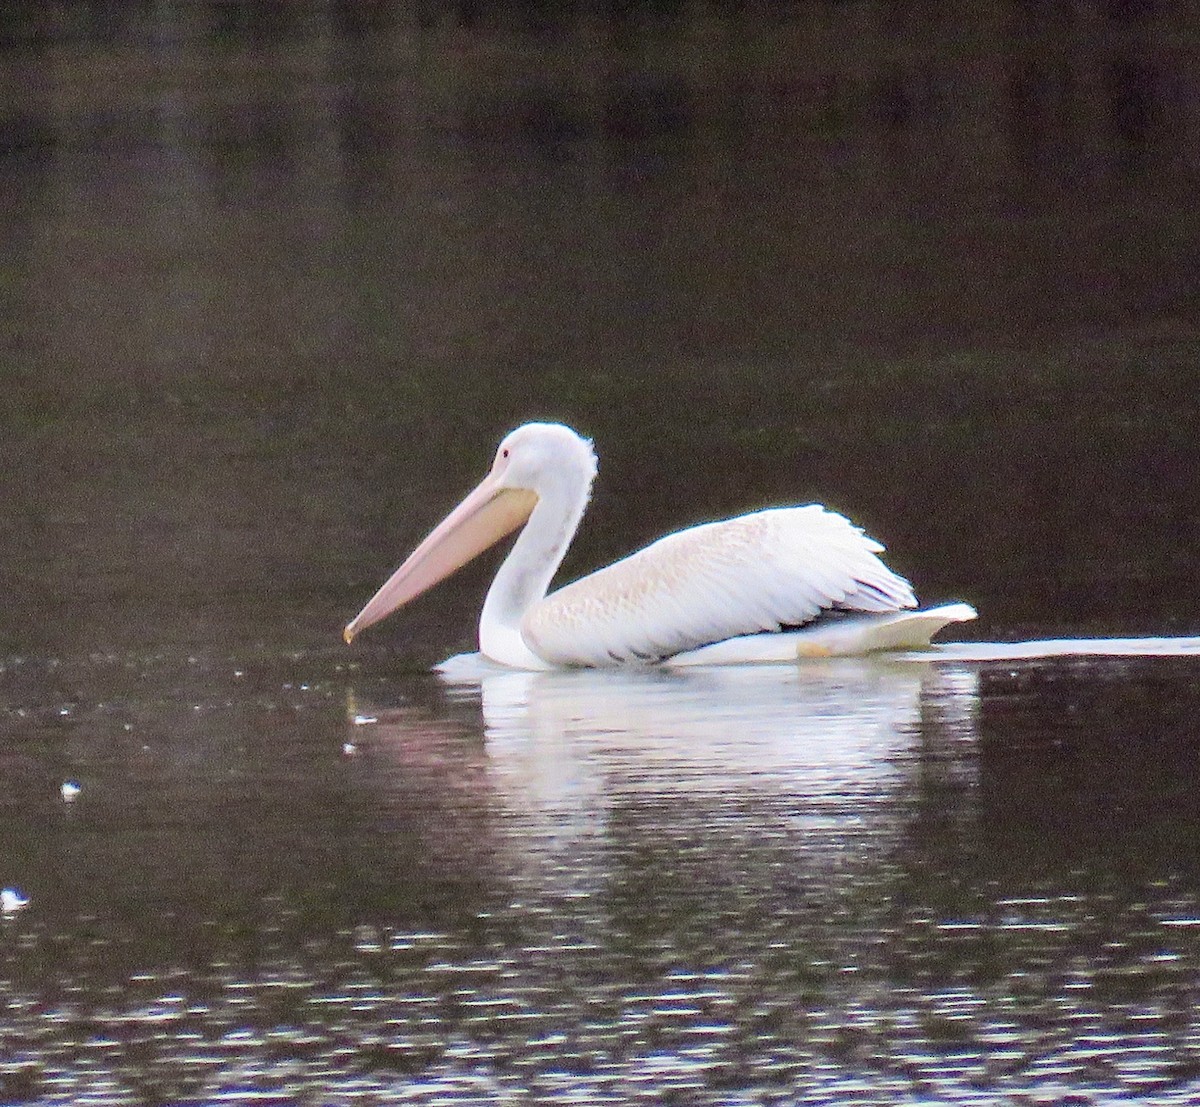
2,2 -> 1200,1103
5,657 -> 1200,1103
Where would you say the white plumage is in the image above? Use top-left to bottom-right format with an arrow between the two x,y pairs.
344,422 -> 974,669
524,506 -> 914,665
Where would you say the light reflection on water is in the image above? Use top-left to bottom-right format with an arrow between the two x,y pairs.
447,662 -> 959,934
3,654 -> 1200,1102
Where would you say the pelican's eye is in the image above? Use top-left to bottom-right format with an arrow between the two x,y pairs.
501,448 -> 510,459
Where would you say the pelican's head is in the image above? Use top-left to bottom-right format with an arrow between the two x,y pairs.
489,422 -> 598,499
343,423 -> 596,643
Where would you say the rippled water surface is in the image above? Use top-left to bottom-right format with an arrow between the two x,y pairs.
3,2 -> 1200,1103
4,655 -> 1200,1104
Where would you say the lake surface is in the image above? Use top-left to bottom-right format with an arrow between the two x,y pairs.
2,2 -> 1200,1103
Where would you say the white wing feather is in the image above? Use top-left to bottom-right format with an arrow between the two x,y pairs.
521,506 -> 917,666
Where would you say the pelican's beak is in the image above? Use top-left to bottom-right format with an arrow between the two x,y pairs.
343,474 -> 537,643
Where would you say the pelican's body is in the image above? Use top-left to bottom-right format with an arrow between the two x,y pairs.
344,423 -> 975,669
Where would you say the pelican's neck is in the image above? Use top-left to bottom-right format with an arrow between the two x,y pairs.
479,471 -> 591,669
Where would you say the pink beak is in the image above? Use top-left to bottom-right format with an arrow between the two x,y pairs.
344,474 -> 537,644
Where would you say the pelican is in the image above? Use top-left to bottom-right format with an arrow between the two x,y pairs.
343,423 -> 976,669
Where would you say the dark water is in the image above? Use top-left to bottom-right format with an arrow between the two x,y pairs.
2,2 -> 1200,1103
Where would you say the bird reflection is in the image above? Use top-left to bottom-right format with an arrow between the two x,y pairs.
433,661 -> 982,904
348,661 -> 981,920
438,659 -> 979,810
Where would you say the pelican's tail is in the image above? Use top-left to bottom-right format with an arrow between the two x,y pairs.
665,603 -> 978,666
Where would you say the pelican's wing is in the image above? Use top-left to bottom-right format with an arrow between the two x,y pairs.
521,506 -> 918,666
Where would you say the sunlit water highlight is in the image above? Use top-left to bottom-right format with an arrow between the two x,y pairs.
5,651 -> 1200,1104
927,637 -> 1200,661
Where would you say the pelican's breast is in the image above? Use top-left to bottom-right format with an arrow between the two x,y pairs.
520,506 -> 916,667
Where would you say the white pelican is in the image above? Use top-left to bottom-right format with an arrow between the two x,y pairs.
343,422 -> 976,669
